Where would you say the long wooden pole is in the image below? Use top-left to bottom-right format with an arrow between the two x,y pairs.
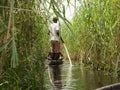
60,37 -> 72,66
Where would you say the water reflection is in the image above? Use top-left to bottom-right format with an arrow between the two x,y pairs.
46,63 -> 120,90
51,65 -> 62,90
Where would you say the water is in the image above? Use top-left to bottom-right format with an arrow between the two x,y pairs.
45,62 -> 120,90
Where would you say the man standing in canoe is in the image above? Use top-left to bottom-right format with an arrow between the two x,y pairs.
48,17 -> 63,60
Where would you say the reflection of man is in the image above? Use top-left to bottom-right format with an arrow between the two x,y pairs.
52,66 -> 62,90
48,17 -> 63,60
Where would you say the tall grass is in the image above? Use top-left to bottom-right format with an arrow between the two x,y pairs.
0,0 -> 71,89
0,0 -> 47,89
63,0 -> 120,71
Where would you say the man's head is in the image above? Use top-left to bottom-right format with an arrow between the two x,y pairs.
53,17 -> 58,23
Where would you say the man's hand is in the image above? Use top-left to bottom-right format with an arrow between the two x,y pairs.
56,30 -> 59,36
48,31 -> 50,35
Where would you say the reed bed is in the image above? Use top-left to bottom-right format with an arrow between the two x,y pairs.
0,0 -> 71,89
63,0 -> 120,71
0,0 -> 119,89
0,0 -> 48,89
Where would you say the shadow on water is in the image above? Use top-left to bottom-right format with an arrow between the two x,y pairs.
45,61 -> 120,90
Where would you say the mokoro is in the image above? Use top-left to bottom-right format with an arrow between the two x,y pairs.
48,59 -> 63,65
95,83 -> 120,90
48,52 -> 63,65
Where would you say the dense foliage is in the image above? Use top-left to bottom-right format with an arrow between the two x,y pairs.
0,0 -> 71,89
0,0 -> 49,89
0,0 -> 119,89
63,0 -> 120,71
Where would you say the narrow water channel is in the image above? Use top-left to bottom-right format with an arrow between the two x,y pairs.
45,61 -> 120,90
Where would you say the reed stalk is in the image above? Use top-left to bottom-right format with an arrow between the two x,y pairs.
63,0 -> 120,71
0,0 -> 72,89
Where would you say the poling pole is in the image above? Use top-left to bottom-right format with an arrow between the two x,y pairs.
60,37 -> 72,66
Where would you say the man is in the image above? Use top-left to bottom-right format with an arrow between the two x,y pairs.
48,17 -> 63,60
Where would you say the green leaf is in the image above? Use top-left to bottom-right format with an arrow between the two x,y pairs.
0,39 -> 12,52
112,18 -> 120,29
67,0 -> 70,5
11,39 -> 18,68
63,5 -> 66,17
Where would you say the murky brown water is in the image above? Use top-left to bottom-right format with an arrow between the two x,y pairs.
45,62 -> 120,90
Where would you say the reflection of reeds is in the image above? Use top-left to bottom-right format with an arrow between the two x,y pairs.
47,66 -> 55,88
64,65 -> 72,89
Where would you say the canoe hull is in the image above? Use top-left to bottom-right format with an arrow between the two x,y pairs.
48,52 -> 63,65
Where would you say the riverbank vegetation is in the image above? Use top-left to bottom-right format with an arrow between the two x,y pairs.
0,0 -> 71,89
0,0 -> 49,89
63,0 -> 120,72
0,0 -> 120,89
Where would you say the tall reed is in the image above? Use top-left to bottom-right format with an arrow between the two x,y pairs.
0,0 -> 47,89
0,0 -> 71,89
63,0 -> 120,71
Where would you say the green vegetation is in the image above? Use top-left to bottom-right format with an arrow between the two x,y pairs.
63,0 -> 120,71
0,0 -> 120,89
0,0 -> 48,89
0,0 -> 70,89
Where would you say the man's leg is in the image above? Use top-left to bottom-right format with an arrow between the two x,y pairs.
48,40 -> 55,59
56,41 -> 63,59
51,40 -> 56,53
54,41 -> 60,53
52,41 -> 59,59
59,42 -> 63,59
57,41 -> 60,53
